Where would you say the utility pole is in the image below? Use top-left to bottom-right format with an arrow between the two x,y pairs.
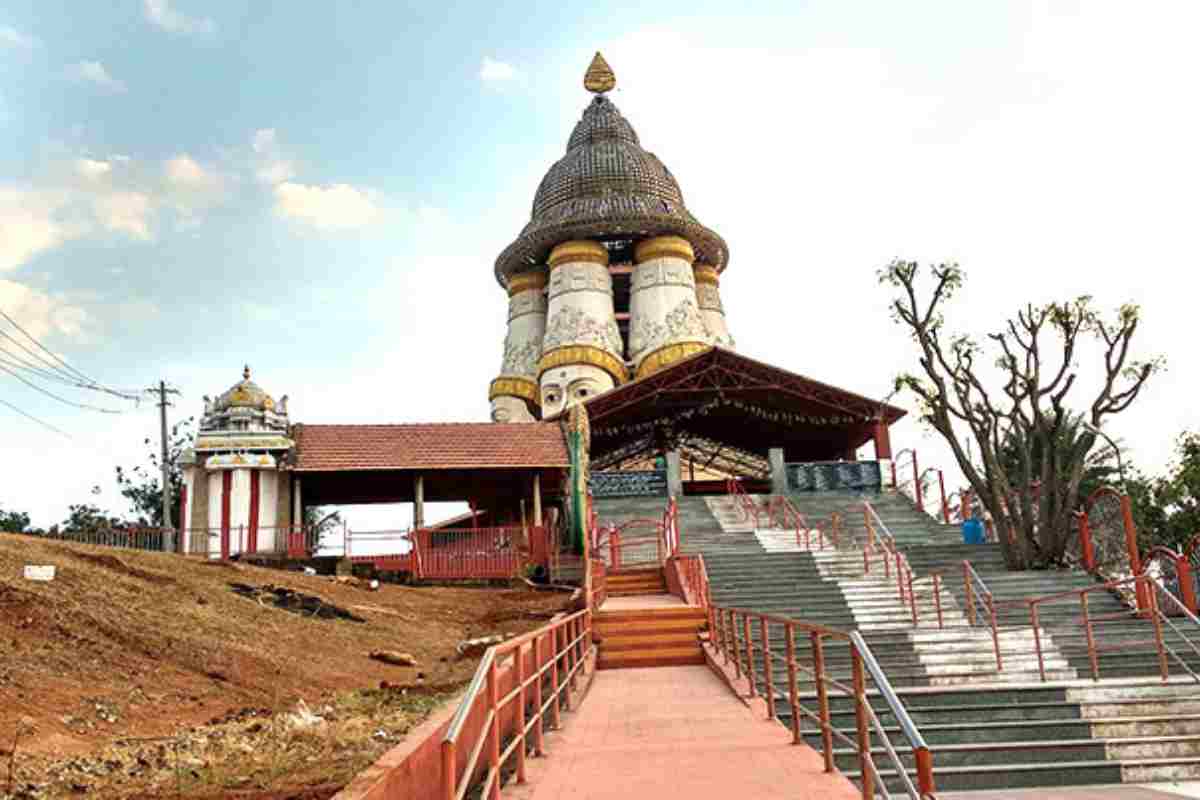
148,381 -> 181,552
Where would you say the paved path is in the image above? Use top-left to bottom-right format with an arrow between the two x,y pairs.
942,787 -> 1199,799
510,665 -> 858,800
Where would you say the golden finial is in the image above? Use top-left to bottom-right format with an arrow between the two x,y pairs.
243,364 -> 251,380
584,51 -> 616,94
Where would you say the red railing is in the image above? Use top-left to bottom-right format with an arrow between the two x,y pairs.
30,526 -> 172,553
412,526 -> 527,580
765,494 -> 837,550
725,477 -> 762,527
441,608 -> 593,800
710,606 -> 936,799
594,499 -> 679,571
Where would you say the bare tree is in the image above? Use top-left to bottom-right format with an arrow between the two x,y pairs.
881,260 -> 1162,569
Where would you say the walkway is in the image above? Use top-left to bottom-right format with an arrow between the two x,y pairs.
510,665 -> 858,800
942,787 -> 1200,799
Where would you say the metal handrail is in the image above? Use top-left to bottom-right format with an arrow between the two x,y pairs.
442,608 -> 593,800
726,478 -> 761,527
768,494 -> 835,550
710,604 -> 936,798
850,630 -> 933,798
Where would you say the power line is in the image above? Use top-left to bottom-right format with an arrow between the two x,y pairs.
0,306 -> 140,401
0,396 -> 72,438
0,362 -> 125,413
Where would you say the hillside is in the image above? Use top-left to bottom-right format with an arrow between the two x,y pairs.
0,535 -> 570,798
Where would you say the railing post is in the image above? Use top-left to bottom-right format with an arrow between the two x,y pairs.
1080,592 -> 1100,681
743,614 -> 757,697
550,622 -> 561,729
908,567 -> 918,626
486,658 -> 501,800
1078,512 -> 1096,572
987,594 -> 1003,672
1178,555 -> 1199,616
939,470 -> 949,523
811,632 -> 835,773
1123,495 -> 1150,616
912,450 -> 922,512
933,573 -> 944,629
760,617 -> 774,718
851,645 -> 874,799
441,739 -> 457,800
964,562 -> 977,626
731,611 -> 742,679
515,641 -> 528,783
1030,602 -> 1046,682
533,633 -> 545,754
1147,580 -> 1170,681
785,622 -> 800,744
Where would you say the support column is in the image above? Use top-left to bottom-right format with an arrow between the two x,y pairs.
872,420 -> 893,460
414,474 -> 425,529
292,477 -> 302,530
490,270 -> 548,422
629,236 -> 710,380
538,240 -> 625,417
532,472 -> 543,526
693,263 -> 735,348
665,451 -> 683,499
769,448 -> 787,495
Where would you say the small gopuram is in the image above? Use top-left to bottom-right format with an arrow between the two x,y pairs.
489,53 -> 903,486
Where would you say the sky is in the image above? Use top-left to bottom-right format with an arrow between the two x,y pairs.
1,0 -> 1198,530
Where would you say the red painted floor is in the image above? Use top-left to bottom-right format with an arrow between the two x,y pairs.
509,665 -> 859,800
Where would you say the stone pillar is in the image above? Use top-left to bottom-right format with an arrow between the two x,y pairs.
489,270 -> 548,422
769,448 -> 787,495
693,263 -> 735,348
629,236 -> 711,380
293,476 -> 302,531
532,472 -> 543,526
538,240 -> 626,417
414,474 -> 425,528
665,451 -> 683,499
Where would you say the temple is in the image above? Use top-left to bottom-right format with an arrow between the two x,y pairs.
180,52 -> 901,558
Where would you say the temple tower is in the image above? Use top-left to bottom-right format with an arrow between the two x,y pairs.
489,270 -> 548,422
180,366 -> 295,557
490,53 -> 733,419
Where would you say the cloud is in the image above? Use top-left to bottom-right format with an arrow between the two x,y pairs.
273,181 -> 382,230
92,191 -> 153,239
0,279 -> 88,341
250,128 -> 295,184
144,0 -> 215,35
67,61 -> 127,93
0,26 -> 37,50
479,57 -> 517,82
0,189 -> 73,271
74,158 -> 112,181
164,153 -> 218,189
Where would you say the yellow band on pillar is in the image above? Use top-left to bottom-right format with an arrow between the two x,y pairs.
635,341 -> 711,380
548,240 -> 609,269
693,263 -> 720,286
506,271 -> 548,296
634,235 -> 695,265
488,376 -> 540,406
537,345 -> 627,384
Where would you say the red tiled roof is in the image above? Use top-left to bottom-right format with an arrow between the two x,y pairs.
291,422 -> 569,472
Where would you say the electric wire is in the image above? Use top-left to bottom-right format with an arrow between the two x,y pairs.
0,362 -> 124,413
0,350 -> 97,388
0,396 -> 72,438
0,307 -> 140,400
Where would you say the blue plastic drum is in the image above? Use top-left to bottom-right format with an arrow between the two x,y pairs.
962,518 -> 986,545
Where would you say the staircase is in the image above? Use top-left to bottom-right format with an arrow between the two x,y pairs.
606,566 -> 666,597
594,601 -> 707,669
665,491 -> 1200,792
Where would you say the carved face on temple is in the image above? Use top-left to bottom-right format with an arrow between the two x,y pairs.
490,395 -> 535,423
540,365 -> 613,417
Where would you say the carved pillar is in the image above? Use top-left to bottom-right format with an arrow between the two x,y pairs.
769,448 -> 787,495
537,240 -> 626,417
693,263 -> 734,348
629,236 -> 710,380
489,270 -> 548,422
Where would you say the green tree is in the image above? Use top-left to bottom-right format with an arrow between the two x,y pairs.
0,505 -> 30,533
303,506 -> 344,550
998,412 -> 1123,506
115,417 -> 194,527
62,503 -> 123,533
1127,432 -> 1200,553
882,260 -> 1162,569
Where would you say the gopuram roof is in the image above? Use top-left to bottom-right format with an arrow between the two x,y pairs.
494,52 -> 728,286
547,347 -> 906,476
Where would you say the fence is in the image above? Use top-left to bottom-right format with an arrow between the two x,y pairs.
441,608 -> 593,800
591,499 -> 678,572
710,605 -> 936,799
28,526 -> 171,552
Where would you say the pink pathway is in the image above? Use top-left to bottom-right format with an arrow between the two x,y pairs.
509,664 -> 859,800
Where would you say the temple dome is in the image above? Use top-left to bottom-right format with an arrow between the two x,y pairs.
494,90 -> 728,286
214,366 -> 277,412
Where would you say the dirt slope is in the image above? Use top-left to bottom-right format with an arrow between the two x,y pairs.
0,535 -> 570,797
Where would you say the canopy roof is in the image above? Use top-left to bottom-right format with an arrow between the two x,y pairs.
558,347 -> 906,476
